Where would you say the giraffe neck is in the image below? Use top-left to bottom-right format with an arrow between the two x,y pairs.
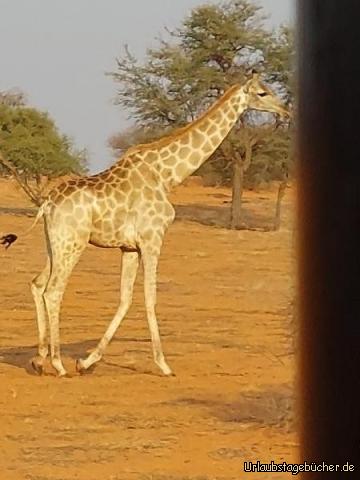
126,84 -> 248,191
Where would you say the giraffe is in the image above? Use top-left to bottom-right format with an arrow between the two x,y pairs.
2,72 -> 288,377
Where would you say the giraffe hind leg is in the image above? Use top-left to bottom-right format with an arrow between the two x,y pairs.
30,257 -> 51,375
43,239 -> 87,377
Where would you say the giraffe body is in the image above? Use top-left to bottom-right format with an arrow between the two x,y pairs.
7,74 -> 288,377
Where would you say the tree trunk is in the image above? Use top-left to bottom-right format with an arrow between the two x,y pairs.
273,179 -> 287,231
230,157 -> 244,229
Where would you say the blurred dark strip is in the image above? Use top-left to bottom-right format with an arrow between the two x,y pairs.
297,0 -> 360,473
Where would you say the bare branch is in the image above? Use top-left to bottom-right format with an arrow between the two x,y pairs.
0,151 -> 42,206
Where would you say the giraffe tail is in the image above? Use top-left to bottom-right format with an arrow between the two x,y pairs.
1,201 -> 48,250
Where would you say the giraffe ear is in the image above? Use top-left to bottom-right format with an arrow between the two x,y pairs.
243,69 -> 257,92
244,68 -> 259,88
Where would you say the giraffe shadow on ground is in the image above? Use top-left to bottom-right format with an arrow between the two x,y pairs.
0,337 -> 165,376
0,339 -> 97,375
174,203 -> 275,230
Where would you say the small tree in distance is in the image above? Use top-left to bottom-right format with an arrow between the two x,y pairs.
0,88 -> 26,107
0,92 -> 87,205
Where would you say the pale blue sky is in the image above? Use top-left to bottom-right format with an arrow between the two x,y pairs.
0,0 -> 294,172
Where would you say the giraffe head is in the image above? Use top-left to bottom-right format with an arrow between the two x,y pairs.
242,71 -> 289,119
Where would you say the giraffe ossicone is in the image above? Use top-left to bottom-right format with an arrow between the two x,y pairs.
3,73 -> 288,377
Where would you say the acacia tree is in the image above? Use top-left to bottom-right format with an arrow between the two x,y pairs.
110,0 -> 293,228
0,99 -> 87,205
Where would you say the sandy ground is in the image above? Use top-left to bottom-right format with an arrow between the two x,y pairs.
0,178 -> 297,480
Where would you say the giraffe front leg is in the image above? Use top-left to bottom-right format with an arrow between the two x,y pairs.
142,248 -> 173,376
76,251 -> 139,373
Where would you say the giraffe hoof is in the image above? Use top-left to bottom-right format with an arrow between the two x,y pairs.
157,362 -> 174,377
76,358 -> 87,375
58,372 -> 72,379
30,358 -> 44,376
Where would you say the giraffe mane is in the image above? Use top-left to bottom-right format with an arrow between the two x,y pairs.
121,83 -> 242,158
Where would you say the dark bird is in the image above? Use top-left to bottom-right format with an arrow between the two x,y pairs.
1,233 -> 18,249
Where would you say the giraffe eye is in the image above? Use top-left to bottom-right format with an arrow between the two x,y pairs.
258,92 -> 268,97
